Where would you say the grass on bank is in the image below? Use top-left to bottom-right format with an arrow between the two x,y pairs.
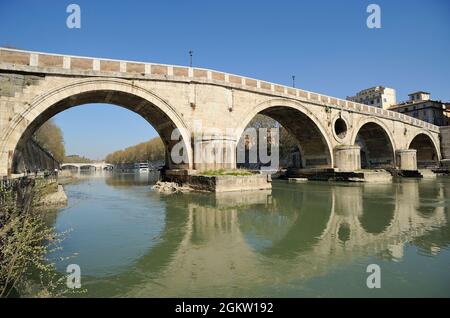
199,169 -> 254,177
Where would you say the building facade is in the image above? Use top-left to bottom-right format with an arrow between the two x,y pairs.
389,91 -> 449,127
347,86 -> 397,109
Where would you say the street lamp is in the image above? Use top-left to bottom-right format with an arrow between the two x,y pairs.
189,50 -> 193,67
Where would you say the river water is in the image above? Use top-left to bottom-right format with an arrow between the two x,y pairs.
45,172 -> 450,297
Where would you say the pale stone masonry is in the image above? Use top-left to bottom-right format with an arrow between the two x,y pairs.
0,48 -> 443,176
440,126 -> 450,159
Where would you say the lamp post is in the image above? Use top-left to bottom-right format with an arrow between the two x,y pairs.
292,75 -> 296,88
189,50 -> 193,67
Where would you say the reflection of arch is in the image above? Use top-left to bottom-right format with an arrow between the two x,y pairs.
2,78 -> 192,174
416,179 -> 441,217
236,99 -> 334,168
358,186 -> 395,234
337,223 -> 351,242
408,132 -> 440,167
239,182 -> 333,258
351,118 -> 396,169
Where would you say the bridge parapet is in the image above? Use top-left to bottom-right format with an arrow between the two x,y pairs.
0,47 -> 439,133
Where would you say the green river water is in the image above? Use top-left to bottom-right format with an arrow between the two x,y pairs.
43,173 -> 450,297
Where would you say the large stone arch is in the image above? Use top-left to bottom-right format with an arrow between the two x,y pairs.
235,99 -> 334,168
1,78 -> 192,175
407,131 -> 441,167
351,117 -> 396,169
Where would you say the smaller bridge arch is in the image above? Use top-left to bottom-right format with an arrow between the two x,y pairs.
235,99 -> 334,169
61,162 -> 114,171
408,131 -> 441,168
351,118 -> 396,169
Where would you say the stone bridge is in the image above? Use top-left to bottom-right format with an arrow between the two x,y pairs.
0,48 -> 442,176
61,162 -> 113,172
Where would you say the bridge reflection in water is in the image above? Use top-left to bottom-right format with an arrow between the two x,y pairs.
48,175 -> 450,297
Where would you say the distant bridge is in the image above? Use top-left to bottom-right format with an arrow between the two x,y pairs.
61,162 -> 113,172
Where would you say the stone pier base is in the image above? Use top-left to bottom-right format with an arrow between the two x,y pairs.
162,169 -> 272,192
285,168 -> 392,183
418,169 -> 436,178
334,145 -> 361,172
396,149 -> 417,171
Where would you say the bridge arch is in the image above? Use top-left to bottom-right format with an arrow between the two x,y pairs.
351,118 -> 396,169
2,78 -> 192,174
60,164 -> 79,170
78,164 -> 96,169
407,131 -> 441,167
235,99 -> 334,168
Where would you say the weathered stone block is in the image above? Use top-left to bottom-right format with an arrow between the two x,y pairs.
396,149 -> 417,171
334,145 -> 361,172
0,50 -> 29,65
39,54 -> 64,68
71,57 -> 93,70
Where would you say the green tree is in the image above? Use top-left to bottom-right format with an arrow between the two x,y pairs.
63,155 -> 93,163
34,120 -> 65,163
105,137 -> 165,164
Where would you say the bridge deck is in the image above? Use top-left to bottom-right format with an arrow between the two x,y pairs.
0,47 -> 439,133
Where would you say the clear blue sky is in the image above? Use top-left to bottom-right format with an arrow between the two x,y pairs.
1,0 -> 449,159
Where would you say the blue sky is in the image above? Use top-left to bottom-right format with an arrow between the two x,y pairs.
1,0 -> 449,159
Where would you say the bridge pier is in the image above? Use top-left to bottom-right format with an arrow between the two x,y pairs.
334,145 -> 361,172
193,136 -> 237,171
396,149 -> 417,171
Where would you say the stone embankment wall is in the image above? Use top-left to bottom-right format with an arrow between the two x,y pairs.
12,139 -> 59,174
0,175 -> 65,214
440,126 -> 450,160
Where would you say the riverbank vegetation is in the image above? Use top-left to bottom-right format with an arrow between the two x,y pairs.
0,179 -> 71,297
105,137 -> 164,164
104,115 -> 297,168
34,120 -> 65,163
33,120 -> 96,164
63,154 -> 93,163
